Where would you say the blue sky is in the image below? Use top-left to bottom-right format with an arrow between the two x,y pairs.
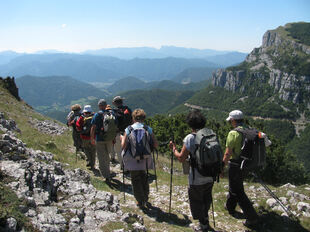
0,0 -> 309,53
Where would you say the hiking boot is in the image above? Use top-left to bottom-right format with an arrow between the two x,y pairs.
137,201 -> 146,210
145,202 -> 152,208
243,219 -> 259,228
193,223 -> 214,232
111,158 -> 118,164
224,205 -> 236,216
110,173 -> 116,178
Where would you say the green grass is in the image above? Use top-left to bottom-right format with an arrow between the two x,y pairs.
0,173 -> 39,232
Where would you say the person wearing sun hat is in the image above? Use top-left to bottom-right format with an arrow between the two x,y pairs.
112,96 -> 132,166
66,104 -> 83,153
76,105 -> 96,169
222,110 -> 259,228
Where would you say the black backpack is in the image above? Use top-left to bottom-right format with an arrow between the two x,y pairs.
234,127 -> 266,172
126,125 -> 153,161
190,128 -> 223,181
72,114 -> 81,131
114,106 -> 132,132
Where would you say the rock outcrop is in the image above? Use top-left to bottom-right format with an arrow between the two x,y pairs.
0,114 -> 146,232
212,23 -> 310,106
0,76 -> 20,101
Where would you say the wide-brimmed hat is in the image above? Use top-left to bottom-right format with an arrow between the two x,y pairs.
112,96 -> 125,103
82,105 -> 92,113
226,110 -> 243,121
71,104 -> 81,111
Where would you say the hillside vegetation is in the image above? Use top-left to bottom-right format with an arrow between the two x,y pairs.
16,75 -> 107,115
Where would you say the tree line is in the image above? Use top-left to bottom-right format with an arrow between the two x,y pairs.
145,113 -> 310,185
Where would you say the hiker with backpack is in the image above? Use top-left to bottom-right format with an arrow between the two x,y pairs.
66,104 -> 83,153
169,110 -> 222,232
112,96 -> 132,165
90,99 -> 118,182
76,105 -> 96,170
222,110 -> 264,228
120,108 -> 158,209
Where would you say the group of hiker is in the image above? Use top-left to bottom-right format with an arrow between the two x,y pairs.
67,97 -> 272,232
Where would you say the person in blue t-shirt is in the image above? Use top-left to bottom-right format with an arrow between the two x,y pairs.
90,99 -> 117,182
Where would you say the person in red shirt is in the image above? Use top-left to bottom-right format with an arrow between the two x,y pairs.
76,105 -> 96,169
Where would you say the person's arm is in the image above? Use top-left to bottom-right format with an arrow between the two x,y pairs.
151,134 -> 158,149
223,147 -> 233,167
120,133 -> 127,150
169,142 -> 189,163
90,125 -> 96,145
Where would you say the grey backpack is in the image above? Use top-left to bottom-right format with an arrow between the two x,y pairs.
190,128 -> 223,181
127,125 -> 153,161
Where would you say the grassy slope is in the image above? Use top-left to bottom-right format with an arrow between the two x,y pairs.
1,84 -> 310,231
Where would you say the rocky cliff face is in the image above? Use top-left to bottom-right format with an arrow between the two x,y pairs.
212,23 -> 310,106
0,76 -> 20,101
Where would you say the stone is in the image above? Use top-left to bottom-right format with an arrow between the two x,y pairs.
6,217 -> 17,231
266,198 -> 277,208
297,202 -> 310,213
280,183 -> 296,188
132,222 -> 147,232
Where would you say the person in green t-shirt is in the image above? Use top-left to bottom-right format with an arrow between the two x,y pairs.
222,110 -> 259,228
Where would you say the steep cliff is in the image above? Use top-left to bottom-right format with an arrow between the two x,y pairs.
0,76 -> 20,101
212,22 -> 310,118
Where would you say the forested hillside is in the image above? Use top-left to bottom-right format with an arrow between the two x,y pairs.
16,75 -> 107,113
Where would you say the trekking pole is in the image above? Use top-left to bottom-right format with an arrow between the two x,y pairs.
169,146 -> 173,214
252,173 -> 295,218
153,150 -> 158,192
123,163 -> 126,202
211,192 -> 216,228
168,118 -> 174,214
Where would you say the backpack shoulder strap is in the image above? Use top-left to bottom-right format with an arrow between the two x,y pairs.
127,125 -> 134,134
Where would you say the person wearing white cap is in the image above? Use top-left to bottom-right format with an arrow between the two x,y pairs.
222,110 -> 259,228
76,105 -> 96,169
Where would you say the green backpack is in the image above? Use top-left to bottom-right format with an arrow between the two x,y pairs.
100,111 -> 118,141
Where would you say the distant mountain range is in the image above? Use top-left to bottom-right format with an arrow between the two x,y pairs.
0,47 -> 247,83
83,45 -> 247,61
0,54 -> 218,82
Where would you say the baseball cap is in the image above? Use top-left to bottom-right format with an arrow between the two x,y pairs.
226,110 -> 244,121
98,99 -> 107,106
82,105 -> 92,113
